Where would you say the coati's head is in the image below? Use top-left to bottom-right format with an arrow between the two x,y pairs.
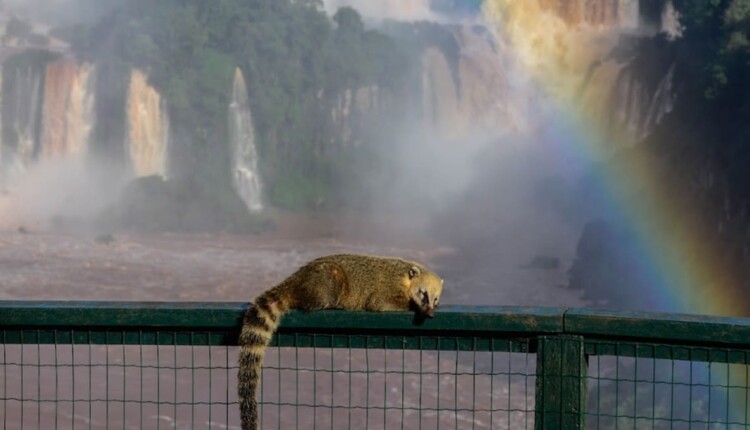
405,264 -> 444,318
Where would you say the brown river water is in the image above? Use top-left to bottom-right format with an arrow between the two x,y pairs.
0,213 -> 584,429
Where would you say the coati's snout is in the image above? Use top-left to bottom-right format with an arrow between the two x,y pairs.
424,306 -> 435,318
407,265 -> 443,318
420,287 -> 436,318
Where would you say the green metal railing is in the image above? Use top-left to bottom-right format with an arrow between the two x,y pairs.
2,302 -> 750,429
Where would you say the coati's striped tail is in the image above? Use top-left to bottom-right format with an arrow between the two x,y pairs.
238,290 -> 286,430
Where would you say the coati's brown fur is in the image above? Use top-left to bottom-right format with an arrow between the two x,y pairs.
238,253 -> 444,430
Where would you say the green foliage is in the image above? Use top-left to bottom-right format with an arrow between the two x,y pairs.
171,49 -> 235,128
725,0 -> 750,25
122,34 -> 159,66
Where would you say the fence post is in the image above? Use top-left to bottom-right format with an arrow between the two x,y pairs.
535,334 -> 587,430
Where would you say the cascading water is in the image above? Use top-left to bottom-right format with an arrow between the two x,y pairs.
417,25 -> 527,140
482,0 -> 639,103
126,69 -> 169,178
643,63 -> 675,132
326,0 -> 647,147
1,60 -> 45,175
535,0 -> 639,28
480,0 -> 680,149
64,63 -> 95,157
40,59 -> 95,158
421,47 -> 459,132
229,67 -> 263,213
0,56 -> 104,228
0,68 -> 3,169
609,61 -> 676,142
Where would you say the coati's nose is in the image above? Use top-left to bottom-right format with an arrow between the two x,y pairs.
425,307 -> 435,318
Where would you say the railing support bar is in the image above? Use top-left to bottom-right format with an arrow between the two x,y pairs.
535,335 -> 587,430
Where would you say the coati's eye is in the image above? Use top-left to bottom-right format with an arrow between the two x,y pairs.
421,291 -> 430,306
408,267 -> 420,279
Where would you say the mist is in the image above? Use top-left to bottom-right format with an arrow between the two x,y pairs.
0,155 -> 127,231
340,4 -> 591,305
0,0 -> 698,312
0,0 -> 592,309
0,0 -> 125,26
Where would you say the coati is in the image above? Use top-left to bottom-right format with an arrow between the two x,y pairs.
238,253 -> 444,430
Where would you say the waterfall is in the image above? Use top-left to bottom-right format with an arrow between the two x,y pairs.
618,0 -> 640,30
65,63 -> 95,157
608,61 -> 675,143
611,65 -> 647,139
530,0 -> 636,28
481,0 -> 676,149
0,68 -> 3,170
416,26 -> 526,139
1,58 -> 171,182
421,47 -> 459,133
229,67 -> 263,213
643,63 -> 675,133
40,59 -> 95,158
1,59 -> 45,175
480,0 -> 643,100
126,69 -> 169,178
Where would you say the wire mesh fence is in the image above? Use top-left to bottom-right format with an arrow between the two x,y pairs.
1,335 -> 238,430
0,331 -> 535,429
2,302 -> 750,430
259,336 -> 535,429
585,341 -> 750,429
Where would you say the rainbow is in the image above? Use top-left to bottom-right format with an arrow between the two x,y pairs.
480,0 -> 748,317
476,0 -> 748,424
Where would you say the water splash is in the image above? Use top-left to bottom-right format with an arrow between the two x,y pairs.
229,67 -> 263,213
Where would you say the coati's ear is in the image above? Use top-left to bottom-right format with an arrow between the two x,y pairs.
408,266 -> 420,279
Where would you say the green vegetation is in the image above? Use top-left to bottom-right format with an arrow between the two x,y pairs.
68,0 -> 415,216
